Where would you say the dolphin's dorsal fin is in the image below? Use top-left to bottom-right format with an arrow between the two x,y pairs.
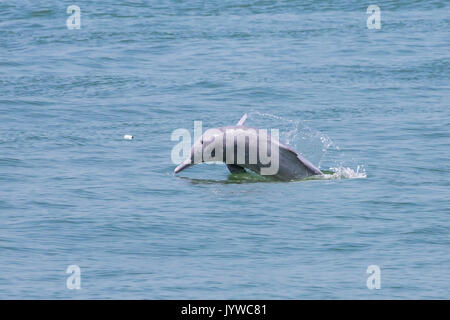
237,113 -> 247,126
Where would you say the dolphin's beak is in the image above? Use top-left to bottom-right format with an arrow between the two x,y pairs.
174,158 -> 193,174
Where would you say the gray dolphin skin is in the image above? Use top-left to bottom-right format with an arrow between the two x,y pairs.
174,114 -> 323,181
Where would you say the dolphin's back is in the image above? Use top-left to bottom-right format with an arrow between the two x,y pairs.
276,143 -> 323,180
218,125 -> 323,181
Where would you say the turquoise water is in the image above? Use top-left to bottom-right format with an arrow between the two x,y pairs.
0,1 -> 449,299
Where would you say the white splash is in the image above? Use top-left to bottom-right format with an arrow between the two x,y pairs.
250,111 -> 336,166
325,165 -> 367,179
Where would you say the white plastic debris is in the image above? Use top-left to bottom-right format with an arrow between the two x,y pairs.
123,134 -> 133,140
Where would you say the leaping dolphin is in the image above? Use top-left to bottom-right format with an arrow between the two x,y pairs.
174,114 -> 323,181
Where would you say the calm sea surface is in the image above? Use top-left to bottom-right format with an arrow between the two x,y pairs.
0,1 -> 449,299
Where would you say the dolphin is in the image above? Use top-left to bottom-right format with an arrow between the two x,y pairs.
174,114 -> 323,181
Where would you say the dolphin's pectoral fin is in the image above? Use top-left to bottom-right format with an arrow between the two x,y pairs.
226,164 -> 246,174
236,113 -> 247,126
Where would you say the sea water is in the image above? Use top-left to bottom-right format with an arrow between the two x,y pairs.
0,1 -> 449,299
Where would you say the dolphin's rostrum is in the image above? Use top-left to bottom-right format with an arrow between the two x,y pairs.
174,114 -> 323,181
